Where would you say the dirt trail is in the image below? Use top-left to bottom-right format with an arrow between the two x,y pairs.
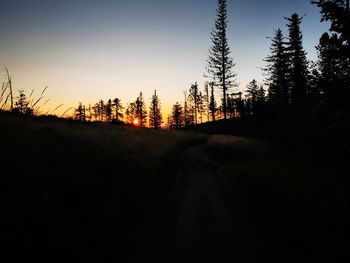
147,143 -> 237,262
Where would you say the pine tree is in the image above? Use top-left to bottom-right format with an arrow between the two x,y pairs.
135,92 -> 147,127
188,82 -> 200,125
125,103 -> 136,124
149,90 -> 163,129
312,0 -> 350,45
170,102 -> 184,129
112,98 -> 124,121
198,91 -> 205,124
286,14 -> 309,107
98,100 -> 105,121
105,99 -> 113,122
209,82 -> 217,121
313,0 -> 350,106
14,90 -> 31,114
226,94 -> 235,118
234,92 -> 245,118
264,29 -> 289,106
256,85 -> 266,114
204,82 -> 210,122
86,104 -> 93,122
206,0 -> 236,119
92,103 -> 100,121
245,79 -> 259,115
74,102 -> 86,121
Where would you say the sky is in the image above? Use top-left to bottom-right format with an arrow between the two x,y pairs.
0,0 -> 330,116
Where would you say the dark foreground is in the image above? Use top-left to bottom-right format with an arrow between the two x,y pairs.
0,112 -> 348,262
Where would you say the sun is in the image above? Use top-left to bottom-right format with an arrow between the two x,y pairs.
133,119 -> 140,126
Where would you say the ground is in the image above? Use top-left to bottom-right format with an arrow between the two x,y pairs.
0,111 -> 348,262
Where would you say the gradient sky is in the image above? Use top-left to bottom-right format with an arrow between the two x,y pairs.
0,0 -> 330,116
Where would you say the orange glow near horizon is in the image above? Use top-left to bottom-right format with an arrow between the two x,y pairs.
133,119 -> 140,126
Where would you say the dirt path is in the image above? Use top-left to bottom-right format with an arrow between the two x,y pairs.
141,140 -> 302,263
145,143 -> 237,262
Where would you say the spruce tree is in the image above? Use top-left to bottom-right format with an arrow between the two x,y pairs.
245,79 -> 259,115
312,0 -> 350,45
14,90 -> 30,114
206,0 -> 236,119
264,29 -> 289,106
204,82 -> 210,122
112,98 -> 124,121
313,1 -> 350,107
209,82 -> 217,121
105,99 -> 113,122
170,102 -> 184,129
188,82 -> 200,125
286,14 -> 309,107
74,102 -> 86,122
135,92 -> 147,127
149,90 -> 163,129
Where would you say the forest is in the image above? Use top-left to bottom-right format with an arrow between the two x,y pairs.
1,0 -> 349,262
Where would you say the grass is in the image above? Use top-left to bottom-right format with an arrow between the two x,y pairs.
0,111 -> 348,262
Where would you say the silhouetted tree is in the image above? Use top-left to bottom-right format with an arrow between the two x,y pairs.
14,90 -> 32,114
92,103 -> 100,121
313,0 -> 350,119
183,90 -> 193,126
316,33 -> 345,102
264,29 -> 290,107
206,0 -> 236,119
99,100 -> 105,121
125,102 -> 136,124
245,79 -> 259,115
86,104 -> 93,122
105,99 -> 113,122
74,102 -> 86,121
188,82 -> 200,124
286,14 -> 309,107
112,98 -> 124,121
170,102 -> 184,129
149,90 -> 163,128
307,62 -> 322,104
135,92 -> 147,127
226,94 -> 235,118
209,82 -> 217,121
198,91 -> 205,124
204,82 -> 210,122
312,0 -> 350,45
234,93 -> 246,118
256,85 -> 266,114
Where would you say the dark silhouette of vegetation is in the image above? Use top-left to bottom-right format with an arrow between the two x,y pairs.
170,102 -> 184,128
286,14 -> 309,108
149,90 -> 163,129
187,82 -> 200,125
209,82 -> 217,121
135,92 -> 147,127
206,0 -> 236,120
112,97 -> 124,121
264,28 -> 289,108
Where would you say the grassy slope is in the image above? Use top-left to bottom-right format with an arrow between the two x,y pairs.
0,112 -> 348,262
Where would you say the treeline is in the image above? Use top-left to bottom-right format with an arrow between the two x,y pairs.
74,91 -> 163,129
